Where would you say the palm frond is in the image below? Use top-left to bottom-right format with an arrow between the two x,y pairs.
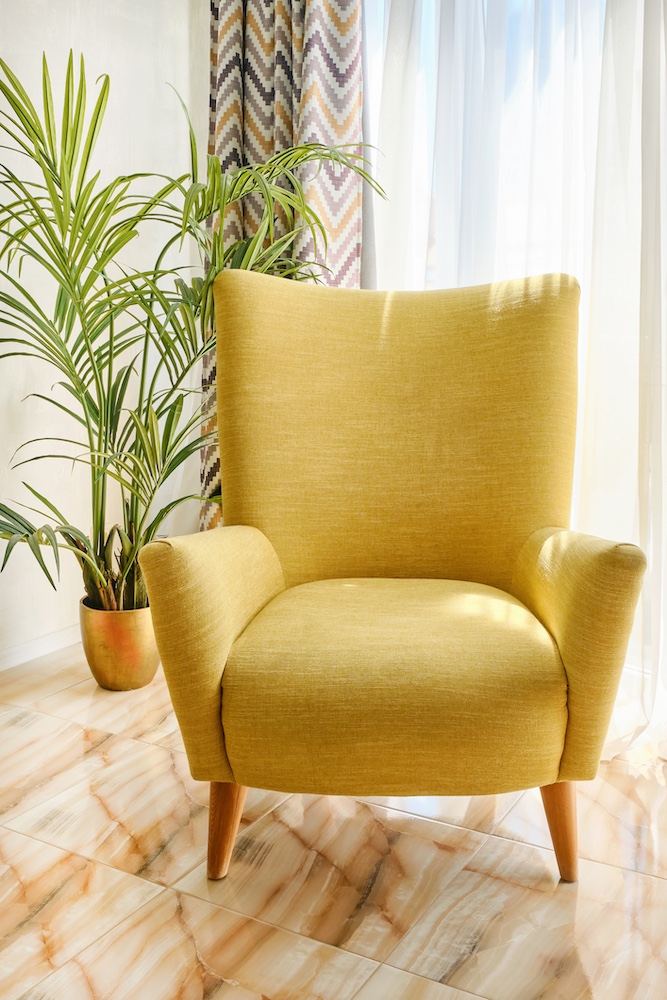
1,54 -> 385,608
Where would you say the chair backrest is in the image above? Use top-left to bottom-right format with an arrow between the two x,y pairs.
214,269 -> 579,591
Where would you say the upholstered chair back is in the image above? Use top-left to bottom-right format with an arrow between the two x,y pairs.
214,269 -> 580,592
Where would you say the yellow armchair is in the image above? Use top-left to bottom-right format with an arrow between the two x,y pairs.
139,269 -> 645,883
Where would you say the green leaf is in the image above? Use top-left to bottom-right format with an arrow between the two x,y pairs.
40,524 -> 61,576
56,523 -> 95,552
142,493 -> 205,542
162,432 -> 212,480
69,168 -> 100,254
0,506 -> 61,588
103,524 -> 117,571
108,361 -> 136,439
60,52 -> 74,174
0,501 -> 36,534
26,532 -> 57,587
75,71 -> 109,199
118,527 -> 133,560
1,532 -> 25,571
68,54 -> 87,174
0,57 -> 45,151
161,394 -> 184,462
22,482 -> 69,524
127,409 -> 158,469
59,382 -> 100,427
24,393 -> 86,427
41,54 -> 57,163
168,85 -> 198,184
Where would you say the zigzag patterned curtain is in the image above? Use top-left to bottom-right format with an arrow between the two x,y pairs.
201,0 -> 363,529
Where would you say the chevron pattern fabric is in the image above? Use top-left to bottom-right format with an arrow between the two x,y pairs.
201,0 -> 364,528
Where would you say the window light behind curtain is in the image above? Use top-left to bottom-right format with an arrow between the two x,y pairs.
362,0 -> 667,755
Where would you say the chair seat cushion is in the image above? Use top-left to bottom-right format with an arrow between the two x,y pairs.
223,578 -> 568,795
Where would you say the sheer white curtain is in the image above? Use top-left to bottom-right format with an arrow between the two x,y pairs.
363,0 -> 667,754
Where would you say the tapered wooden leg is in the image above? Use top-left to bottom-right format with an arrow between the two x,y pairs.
540,781 -> 578,882
207,781 -> 248,879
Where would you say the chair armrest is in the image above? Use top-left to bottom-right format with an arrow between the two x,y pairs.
138,525 -> 285,781
510,527 -> 646,779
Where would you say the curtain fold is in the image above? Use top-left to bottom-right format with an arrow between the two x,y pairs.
362,0 -> 667,753
580,0 -> 667,754
363,0 -> 605,290
202,0 -> 363,529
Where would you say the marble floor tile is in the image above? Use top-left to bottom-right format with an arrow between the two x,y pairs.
17,889 -> 379,1000
175,794 -> 488,963
0,704 -> 116,822
359,791 -> 523,835
155,725 -> 186,753
3,643 -> 667,999
495,759 -> 667,878
6,736 -> 292,888
6,739 -> 209,886
32,667 -> 180,745
387,835 -> 667,1000
0,827 -> 160,1000
0,644 -> 91,707
353,965 -> 488,999
241,787 -> 293,828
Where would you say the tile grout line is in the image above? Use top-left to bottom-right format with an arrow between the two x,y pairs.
26,887 -> 171,999
0,823 -> 171,999
0,675 -> 95,708
479,826 -> 667,883
3,769 -> 293,894
348,963 -> 496,1000
352,790 -> 529,840
164,792 -> 296,888
486,788 -> 529,834
0,820 -> 173,888
377,828 -> 494,976
0,732 -> 173,828
169,880 -> 384,972
173,820 -> 496,970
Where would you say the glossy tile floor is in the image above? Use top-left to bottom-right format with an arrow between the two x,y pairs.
1,645 -> 666,999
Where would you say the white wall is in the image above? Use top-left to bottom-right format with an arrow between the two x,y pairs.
0,0 -> 209,665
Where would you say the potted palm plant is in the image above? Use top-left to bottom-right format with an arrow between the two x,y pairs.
0,53 -> 379,689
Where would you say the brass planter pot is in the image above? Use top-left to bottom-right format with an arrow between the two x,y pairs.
79,598 -> 160,691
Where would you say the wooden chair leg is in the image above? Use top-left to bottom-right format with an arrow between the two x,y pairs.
207,781 -> 248,879
540,781 -> 578,882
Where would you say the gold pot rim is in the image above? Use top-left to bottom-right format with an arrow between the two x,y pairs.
80,596 -> 151,615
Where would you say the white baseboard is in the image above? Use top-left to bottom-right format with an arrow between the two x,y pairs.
0,624 -> 81,672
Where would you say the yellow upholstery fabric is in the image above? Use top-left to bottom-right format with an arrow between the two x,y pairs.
138,270 -> 646,797
215,270 -> 580,592
138,526 -> 285,781
511,527 -> 646,780
223,578 -> 568,795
